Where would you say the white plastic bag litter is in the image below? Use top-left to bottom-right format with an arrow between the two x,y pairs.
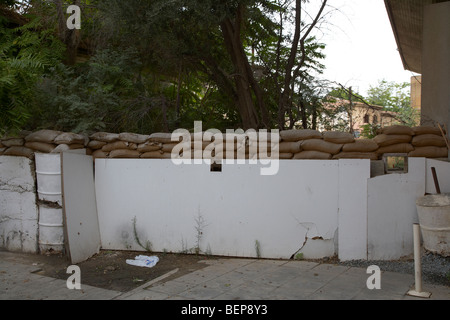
126,255 -> 159,268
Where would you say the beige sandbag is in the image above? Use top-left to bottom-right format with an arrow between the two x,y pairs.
408,147 -> 448,158
412,134 -> 447,147
140,151 -> 172,159
161,143 -> 179,153
3,146 -> 34,158
24,142 -> 56,153
412,126 -> 443,136
280,129 -> 322,142
1,138 -> 24,147
89,132 -> 120,143
376,143 -> 414,154
69,144 -> 85,150
332,152 -> 379,160
342,139 -> 379,152
54,132 -> 86,145
137,142 -> 162,153
119,132 -> 150,144
109,149 -> 141,159
323,131 -> 355,144
279,153 -> 294,159
51,144 -> 70,153
149,133 -> 177,144
293,151 -> 332,160
381,125 -> 414,136
87,140 -> 107,150
301,139 -> 343,155
0,147 -> 5,155
279,141 -> 302,154
0,141 -> 4,148
373,134 -> 412,147
25,130 -> 62,143
102,141 -> 137,152
92,150 -> 108,159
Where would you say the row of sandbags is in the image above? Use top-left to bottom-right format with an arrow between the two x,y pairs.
0,126 -> 448,160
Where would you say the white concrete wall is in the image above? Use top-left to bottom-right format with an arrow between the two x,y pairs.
367,158 -> 426,260
0,156 -> 39,253
426,159 -> 450,194
95,160 -> 346,260
338,159 -> 370,261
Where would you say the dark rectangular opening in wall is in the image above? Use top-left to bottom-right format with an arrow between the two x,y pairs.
211,162 -> 222,173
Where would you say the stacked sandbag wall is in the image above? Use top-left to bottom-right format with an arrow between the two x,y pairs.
0,126 -> 448,161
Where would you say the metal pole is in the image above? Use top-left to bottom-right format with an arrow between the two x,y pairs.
407,224 -> 431,298
413,223 -> 422,293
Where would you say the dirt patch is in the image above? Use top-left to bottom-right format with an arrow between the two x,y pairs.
23,250 -> 217,292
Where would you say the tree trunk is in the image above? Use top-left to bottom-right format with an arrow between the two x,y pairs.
54,0 -> 81,65
220,4 -> 268,130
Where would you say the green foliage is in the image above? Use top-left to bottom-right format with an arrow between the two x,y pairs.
2,1 -> 331,134
32,48 -> 144,133
0,14 -> 64,136
367,79 -> 418,127
360,123 -> 380,139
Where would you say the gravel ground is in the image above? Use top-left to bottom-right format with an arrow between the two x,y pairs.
337,252 -> 450,287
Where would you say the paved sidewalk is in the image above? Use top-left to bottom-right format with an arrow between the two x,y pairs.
1,251 -> 448,300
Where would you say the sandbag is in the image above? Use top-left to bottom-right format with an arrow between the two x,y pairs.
89,132 -> 120,143
69,144 -> 85,150
376,143 -> 414,154
342,139 -> 379,152
51,144 -> 70,153
373,134 -> 412,147
25,130 -> 62,143
301,139 -> 343,155
332,152 -> 379,160
161,143 -> 178,153
293,151 -> 332,160
102,141 -> 137,152
408,147 -> 448,158
380,125 -> 414,136
54,132 -> 86,145
279,153 -> 294,159
412,134 -> 447,148
280,129 -> 322,142
279,141 -> 302,154
1,138 -> 24,147
149,133 -> 176,144
3,146 -> 34,158
24,142 -> 56,153
119,132 -> 150,144
412,126 -> 443,136
88,140 -> 107,150
109,149 -> 141,159
323,131 -> 355,144
92,150 -> 108,159
137,142 -> 162,153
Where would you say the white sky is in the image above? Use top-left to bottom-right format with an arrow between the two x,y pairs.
310,0 -> 417,96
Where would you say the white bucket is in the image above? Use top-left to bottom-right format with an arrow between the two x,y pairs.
416,193 -> 450,257
35,153 -> 62,205
38,205 -> 64,253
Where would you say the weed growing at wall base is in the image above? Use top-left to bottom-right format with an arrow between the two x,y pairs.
171,122 -> 280,176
